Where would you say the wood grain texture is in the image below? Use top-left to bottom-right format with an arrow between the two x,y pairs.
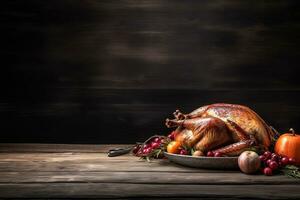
0,171 -> 298,185
0,183 -> 299,199
0,143 -> 131,153
1,0 -> 300,143
0,152 -> 230,173
0,144 -> 298,199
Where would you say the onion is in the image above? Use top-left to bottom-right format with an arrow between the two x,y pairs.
238,151 -> 260,174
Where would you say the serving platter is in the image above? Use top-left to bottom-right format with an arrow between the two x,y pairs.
164,152 -> 239,169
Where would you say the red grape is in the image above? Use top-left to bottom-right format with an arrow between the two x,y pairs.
168,131 -> 176,140
264,151 -> 272,159
263,167 -> 273,176
143,144 -> 151,149
266,159 -> 272,166
207,151 -> 215,157
271,153 -> 279,161
179,149 -> 188,155
289,158 -> 296,165
153,137 -> 161,143
132,145 -> 141,154
269,161 -> 278,170
259,155 -> 266,161
142,147 -> 152,155
151,142 -> 160,149
214,152 -> 223,157
281,157 -> 289,166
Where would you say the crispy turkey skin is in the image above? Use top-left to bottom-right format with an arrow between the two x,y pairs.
166,103 -> 274,156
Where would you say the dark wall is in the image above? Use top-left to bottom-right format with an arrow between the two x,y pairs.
1,0 -> 300,143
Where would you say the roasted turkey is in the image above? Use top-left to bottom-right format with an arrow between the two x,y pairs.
165,103 -> 275,156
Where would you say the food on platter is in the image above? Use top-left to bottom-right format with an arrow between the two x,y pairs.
130,103 -> 300,177
165,103 -> 274,156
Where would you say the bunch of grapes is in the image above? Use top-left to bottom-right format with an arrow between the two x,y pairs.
259,151 -> 296,176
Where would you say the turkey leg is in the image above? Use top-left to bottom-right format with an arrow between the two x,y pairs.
166,117 -> 232,153
212,120 -> 257,156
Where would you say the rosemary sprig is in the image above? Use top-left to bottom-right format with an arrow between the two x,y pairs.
280,165 -> 300,179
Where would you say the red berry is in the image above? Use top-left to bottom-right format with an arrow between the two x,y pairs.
264,151 -> 272,159
214,152 -> 223,157
263,167 -> 273,176
266,159 -> 272,166
132,145 -> 141,154
143,144 -> 151,149
151,142 -> 160,149
269,161 -> 278,170
281,157 -> 289,166
207,151 -> 215,157
271,153 -> 279,161
259,155 -> 266,161
142,147 -> 152,155
168,131 -> 176,140
153,137 -> 161,143
179,149 -> 188,155
289,158 -> 296,165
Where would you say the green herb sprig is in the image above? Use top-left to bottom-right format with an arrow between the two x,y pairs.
281,165 -> 300,179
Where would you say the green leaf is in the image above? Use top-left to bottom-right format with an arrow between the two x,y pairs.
281,165 -> 300,179
146,156 -> 151,162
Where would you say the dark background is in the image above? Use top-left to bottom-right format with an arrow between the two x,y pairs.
1,0 -> 300,144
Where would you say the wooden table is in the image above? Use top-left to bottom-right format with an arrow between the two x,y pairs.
0,144 -> 299,199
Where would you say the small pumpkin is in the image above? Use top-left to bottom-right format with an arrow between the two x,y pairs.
274,128 -> 300,166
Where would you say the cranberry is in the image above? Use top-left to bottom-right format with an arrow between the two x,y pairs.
214,152 -> 223,157
168,131 -> 176,140
281,157 -> 289,166
289,158 -> 296,165
259,155 -> 266,161
269,161 -> 278,170
153,137 -> 161,143
179,149 -> 188,155
207,151 -> 215,157
263,151 -> 272,159
132,145 -> 141,154
263,167 -> 273,176
151,142 -> 160,149
271,153 -> 279,161
266,159 -> 272,166
142,147 -> 152,155
143,144 -> 151,149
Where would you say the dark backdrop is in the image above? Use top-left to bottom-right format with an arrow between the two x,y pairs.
1,0 -> 300,143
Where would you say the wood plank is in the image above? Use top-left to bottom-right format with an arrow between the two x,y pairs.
0,152 -> 239,173
0,171 -> 298,185
0,143 -> 132,153
0,152 -> 134,162
0,183 -> 299,199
